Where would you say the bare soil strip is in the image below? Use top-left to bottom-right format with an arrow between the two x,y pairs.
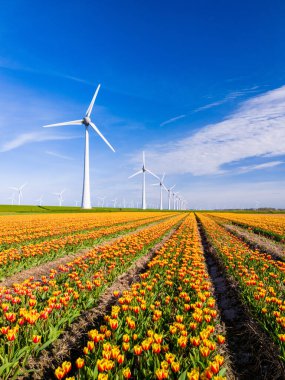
223,223 -> 285,262
196,215 -> 285,380
24,222 -> 182,380
1,216 -> 174,289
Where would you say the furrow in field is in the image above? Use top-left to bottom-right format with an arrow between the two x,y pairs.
196,213 -> 285,378
207,212 -> 285,243
223,223 -> 285,262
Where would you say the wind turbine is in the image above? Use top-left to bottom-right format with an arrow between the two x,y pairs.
36,195 -> 43,206
8,193 -> 15,206
75,200 -> 80,207
152,173 -> 167,210
128,151 -> 158,209
173,192 -> 180,210
166,185 -> 175,210
98,196 -> 105,207
42,84 -> 115,209
54,190 -> 65,206
9,183 -> 27,205
111,198 -> 117,208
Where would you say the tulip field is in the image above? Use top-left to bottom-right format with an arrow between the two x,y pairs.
0,211 -> 285,379
208,212 -> 285,242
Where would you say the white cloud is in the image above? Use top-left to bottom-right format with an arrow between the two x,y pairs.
143,85 -> 285,176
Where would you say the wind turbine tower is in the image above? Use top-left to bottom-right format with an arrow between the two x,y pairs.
54,190 -> 65,206
166,185 -> 175,210
9,183 -> 27,206
152,173 -> 167,210
43,84 -> 115,210
128,151 -> 158,209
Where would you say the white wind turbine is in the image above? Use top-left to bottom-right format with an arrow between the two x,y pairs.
166,185 -> 175,210
54,190 -> 65,206
111,198 -> 117,208
42,84 -> 115,209
152,173 -> 167,210
36,195 -> 44,206
173,192 -> 180,210
8,193 -> 15,206
128,151 -> 158,210
98,196 -> 106,207
9,183 -> 27,205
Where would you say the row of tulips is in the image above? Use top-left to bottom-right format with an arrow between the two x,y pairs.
0,213 -> 185,379
197,213 -> 285,361
0,212 -> 169,249
0,213 -> 174,280
56,213 -> 227,380
208,212 -> 285,242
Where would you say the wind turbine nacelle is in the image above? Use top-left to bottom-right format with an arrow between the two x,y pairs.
83,117 -> 91,126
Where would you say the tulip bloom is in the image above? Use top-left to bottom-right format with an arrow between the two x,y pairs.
122,367 -> 131,379
32,335 -> 41,344
75,357 -> 85,369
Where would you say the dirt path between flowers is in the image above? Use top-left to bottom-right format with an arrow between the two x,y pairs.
24,222 -> 182,380
223,223 -> 285,261
196,215 -> 285,380
0,216 -> 177,289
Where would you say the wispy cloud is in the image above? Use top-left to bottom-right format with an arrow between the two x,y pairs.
0,132 -> 78,152
194,87 -> 260,112
160,114 -> 186,126
141,85 -> 285,176
45,150 -> 73,160
0,56 -> 93,86
237,161 -> 284,174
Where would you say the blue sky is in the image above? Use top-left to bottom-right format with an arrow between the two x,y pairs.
0,0 -> 285,209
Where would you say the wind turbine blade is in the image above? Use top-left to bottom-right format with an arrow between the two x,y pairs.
42,120 -> 82,128
142,151 -> 145,166
162,184 -> 168,191
128,170 -> 142,179
20,183 -> 27,190
170,184 -> 176,190
86,84 -> 101,117
9,187 -> 18,191
151,183 -> 159,186
162,173 -> 165,182
145,169 -> 159,179
89,122 -> 115,152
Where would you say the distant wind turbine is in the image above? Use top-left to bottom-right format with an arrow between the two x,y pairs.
75,200 -> 80,207
166,185 -> 175,210
8,193 -> 15,206
98,196 -> 106,207
42,84 -> 115,210
152,173 -> 167,210
111,198 -> 117,208
9,183 -> 27,205
54,189 -> 65,206
128,151 -> 158,210
36,195 -> 44,206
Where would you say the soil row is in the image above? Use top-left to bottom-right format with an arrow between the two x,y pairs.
196,214 -> 285,380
